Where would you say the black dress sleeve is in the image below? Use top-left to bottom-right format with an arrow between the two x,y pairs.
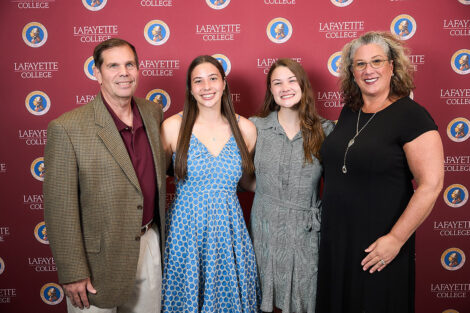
397,97 -> 438,146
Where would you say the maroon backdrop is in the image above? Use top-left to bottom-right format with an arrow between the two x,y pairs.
0,0 -> 469,312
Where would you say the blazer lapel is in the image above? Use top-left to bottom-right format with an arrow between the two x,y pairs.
137,99 -> 163,192
93,95 -> 141,193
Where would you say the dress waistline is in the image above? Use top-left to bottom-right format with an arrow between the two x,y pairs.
259,193 -> 316,211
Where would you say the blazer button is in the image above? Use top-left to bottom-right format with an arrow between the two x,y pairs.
135,236 -> 141,241
137,205 -> 143,210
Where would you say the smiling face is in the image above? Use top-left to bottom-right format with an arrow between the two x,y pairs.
352,43 -> 393,100
190,62 -> 226,110
93,45 -> 139,105
269,65 -> 302,110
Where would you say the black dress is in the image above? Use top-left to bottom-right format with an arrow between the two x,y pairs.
316,97 -> 437,313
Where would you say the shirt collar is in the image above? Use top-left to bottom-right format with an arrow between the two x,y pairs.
257,111 -> 280,130
259,111 -> 286,134
257,111 -> 302,140
102,94 -> 143,132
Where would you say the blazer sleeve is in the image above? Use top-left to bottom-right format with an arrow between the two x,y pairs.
43,119 -> 90,284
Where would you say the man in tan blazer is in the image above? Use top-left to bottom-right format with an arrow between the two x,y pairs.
44,38 -> 166,312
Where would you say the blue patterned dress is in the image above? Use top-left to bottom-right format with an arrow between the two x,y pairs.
162,134 -> 260,313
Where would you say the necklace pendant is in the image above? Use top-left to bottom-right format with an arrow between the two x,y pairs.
348,139 -> 355,148
342,165 -> 347,174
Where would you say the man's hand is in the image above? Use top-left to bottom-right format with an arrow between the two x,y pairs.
63,278 -> 97,309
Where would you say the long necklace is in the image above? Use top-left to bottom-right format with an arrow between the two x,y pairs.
342,109 -> 377,174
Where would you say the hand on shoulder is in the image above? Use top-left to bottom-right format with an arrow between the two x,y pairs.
322,119 -> 336,136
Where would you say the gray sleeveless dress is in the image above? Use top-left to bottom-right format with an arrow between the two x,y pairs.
249,111 -> 334,313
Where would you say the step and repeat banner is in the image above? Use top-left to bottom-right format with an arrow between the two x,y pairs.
0,0 -> 469,312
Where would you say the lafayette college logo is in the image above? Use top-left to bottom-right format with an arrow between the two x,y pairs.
25,91 -> 50,116
212,54 -> 232,76
443,184 -> 468,208
145,89 -> 171,113
144,20 -> 170,46
450,49 -> 470,75
447,117 -> 470,142
82,0 -> 107,11
34,221 -> 48,244
40,283 -> 64,305
84,56 -> 96,81
390,14 -> 417,40
441,248 -> 466,271
327,51 -> 342,77
22,22 -> 48,48
206,0 -> 230,10
266,18 -> 292,44
330,0 -> 353,7
31,157 -> 45,181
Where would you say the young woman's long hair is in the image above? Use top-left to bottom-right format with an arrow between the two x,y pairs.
174,55 -> 254,179
259,58 -> 325,163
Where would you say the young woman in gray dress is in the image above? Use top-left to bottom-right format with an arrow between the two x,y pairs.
241,59 -> 334,313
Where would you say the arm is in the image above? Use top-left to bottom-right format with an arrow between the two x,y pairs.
238,116 -> 257,192
161,114 -> 182,170
238,116 -> 257,152
361,130 -> 444,273
239,159 -> 256,192
43,120 -> 96,308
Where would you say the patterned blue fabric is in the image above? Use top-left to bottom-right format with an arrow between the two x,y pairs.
162,134 -> 260,313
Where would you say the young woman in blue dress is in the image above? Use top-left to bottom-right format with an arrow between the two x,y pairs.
160,55 -> 260,312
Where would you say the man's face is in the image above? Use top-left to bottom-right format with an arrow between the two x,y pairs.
94,45 -> 139,105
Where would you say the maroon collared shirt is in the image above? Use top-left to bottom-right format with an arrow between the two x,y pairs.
103,96 -> 157,226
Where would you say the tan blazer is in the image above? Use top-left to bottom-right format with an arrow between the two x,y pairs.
43,94 -> 166,308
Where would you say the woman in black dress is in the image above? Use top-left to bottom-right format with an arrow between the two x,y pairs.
316,32 -> 444,313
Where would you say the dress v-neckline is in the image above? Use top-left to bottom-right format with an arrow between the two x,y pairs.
191,134 -> 233,158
